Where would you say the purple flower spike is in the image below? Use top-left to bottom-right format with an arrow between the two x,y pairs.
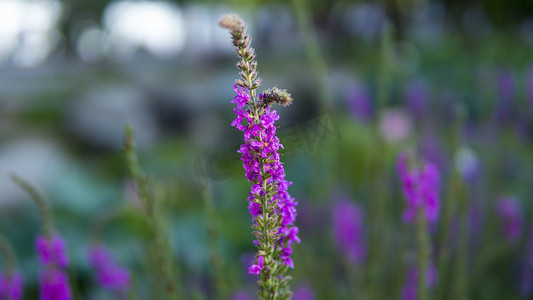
397,153 -> 440,226
221,13 -> 297,296
0,271 -> 23,300
88,246 -> 130,295
36,235 -> 72,300
332,200 -> 366,264
496,196 -> 523,242
36,236 -> 69,268
40,268 -> 71,300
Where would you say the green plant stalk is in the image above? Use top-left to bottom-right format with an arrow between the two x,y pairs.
374,27 -> 392,114
0,234 -> 16,274
416,208 -> 430,300
11,174 -> 54,238
451,186 -> 469,300
200,185 -> 227,299
366,27 -> 393,300
124,126 -> 182,300
436,105 -> 465,300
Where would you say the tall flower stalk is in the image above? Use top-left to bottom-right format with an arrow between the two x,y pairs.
123,127 -> 181,299
219,14 -> 299,299
11,174 -> 72,300
0,234 -> 23,300
397,154 -> 440,300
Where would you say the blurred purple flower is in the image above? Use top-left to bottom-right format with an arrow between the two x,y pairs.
527,65 -> 533,107
401,264 -> 437,300
397,153 -> 440,225
332,199 -> 366,264
498,69 -> 515,104
0,271 -> 23,300
346,82 -> 373,121
496,69 -> 515,122
36,235 -> 71,300
230,290 -> 253,300
36,236 -> 68,268
378,109 -> 413,143
40,268 -> 71,300
293,284 -> 315,300
496,196 -> 524,242
88,246 -> 130,295
405,80 -> 429,118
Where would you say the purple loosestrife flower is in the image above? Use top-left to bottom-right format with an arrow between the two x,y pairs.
0,272 -> 23,300
397,153 -> 440,226
332,200 -> 366,264
36,236 -> 68,268
496,196 -> 524,243
220,14 -> 299,298
40,268 -> 71,300
248,255 -> 264,275
36,235 -> 71,300
88,246 -> 130,295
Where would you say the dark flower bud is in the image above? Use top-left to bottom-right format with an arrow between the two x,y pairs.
260,87 -> 293,107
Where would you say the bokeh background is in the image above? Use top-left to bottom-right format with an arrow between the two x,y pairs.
1,0 -> 533,299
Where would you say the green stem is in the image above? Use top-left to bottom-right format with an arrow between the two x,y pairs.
0,234 -> 16,274
451,186 -> 469,300
367,26 -> 393,300
201,185 -> 226,299
436,105 -> 465,300
11,174 -> 54,238
416,209 -> 430,300
124,127 -> 182,300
